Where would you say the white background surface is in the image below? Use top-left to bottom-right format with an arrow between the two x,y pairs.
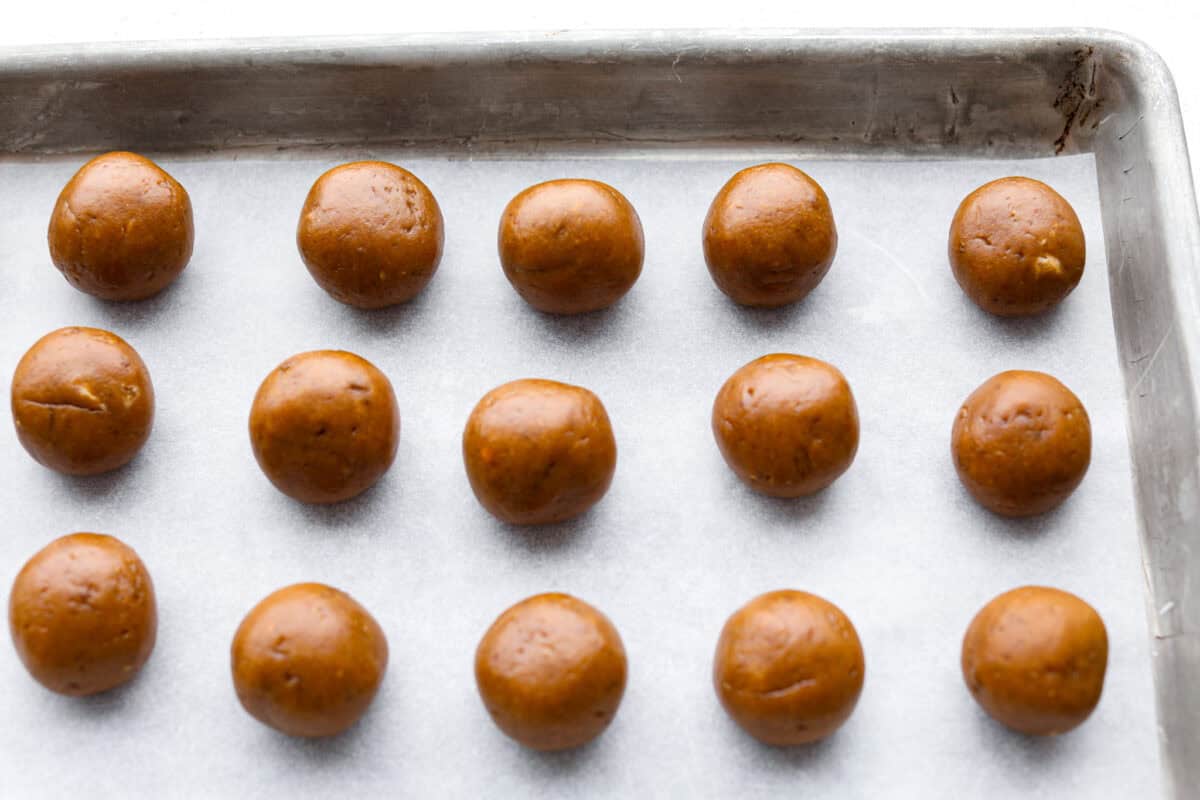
0,2 -> 1198,196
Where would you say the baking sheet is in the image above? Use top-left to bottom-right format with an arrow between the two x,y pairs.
0,151 -> 1159,798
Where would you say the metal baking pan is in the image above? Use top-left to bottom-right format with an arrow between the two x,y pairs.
0,29 -> 1196,798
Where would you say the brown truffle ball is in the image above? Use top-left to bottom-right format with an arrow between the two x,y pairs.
702,163 -> 838,308
249,350 -> 399,504
952,370 -> 1091,517
948,177 -> 1085,316
713,590 -> 864,745
9,533 -> 157,696
475,592 -> 627,751
231,583 -> 388,738
712,354 -> 858,498
47,151 -> 193,301
11,326 -> 155,476
297,161 -> 444,309
498,179 -> 644,314
463,378 -> 617,525
962,586 -> 1107,736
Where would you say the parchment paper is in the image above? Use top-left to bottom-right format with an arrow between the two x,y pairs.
0,152 -> 1160,798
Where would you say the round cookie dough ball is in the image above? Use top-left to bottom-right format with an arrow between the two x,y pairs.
475,592 -> 627,751
249,350 -> 399,504
231,583 -> 388,738
9,533 -> 156,696
712,354 -> 858,498
952,370 -> 1090,517
462,378 -> 617,525
498,179 -> 644,314
47,151 -> 194,301
948,176 -> 1085,316
962,586 -> 1107,735
702,163 -> 838,308
11,326 -> 155,476
297,161 -> 444,309
714,589 -> 864,745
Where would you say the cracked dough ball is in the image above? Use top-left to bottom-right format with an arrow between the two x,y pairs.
475,592 -> 627,751
702,163 -> 838,308
297,161 -> 444,309
231,583 -> 388,737
952,370 -> 1091,517
249,350 -> 400,504
712,354 -> 858,497
9,532 -> 157,696
948,176 -> 1085,316
713,589 -> 864,745
498,179 -> 644,314
462,378 -> 617,525
962,586 -> 1107,735
10,326 -> 155,475
48,151 -> 193,301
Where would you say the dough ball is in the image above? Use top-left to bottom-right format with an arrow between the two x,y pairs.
475,592 -> 627,751
712,354 -> 858,497
713,589 -> 864,745
9,532 -> 156,696
498,179 -> 643,314
962,586 -> 1107,735
249,350 -> 399,504
948,176 -> 1085,316
702,163 -> 837,308
297,161 -> 444,308
231,582 -> 388,737
952,370 -> 1090,517
48,151 -> 193,301
11,326 -> 154,475
463,378 -> 616,525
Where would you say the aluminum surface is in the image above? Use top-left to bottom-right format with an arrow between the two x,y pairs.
0,29 -> 1196,797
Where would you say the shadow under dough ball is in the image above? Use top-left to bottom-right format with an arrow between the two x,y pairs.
952,370 -> 1091,517
231,583 -> 388,738
475,592 -> 627,751
948,176 -> 1085,316
498,179 -> 644,314
713,590 -> 865,745
462,378 -> 617,525
962,586 -> 1107,736
48,151 -> 194,301
712,353 -> 858,497
249,350 -> 399,504
297,161 -> 444,309
9,533 -> 156,696
11,326 -> 155,476
702,162 -> 838,308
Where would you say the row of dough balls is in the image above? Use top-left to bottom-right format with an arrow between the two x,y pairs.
11,329 -> 1091,518
9,532 -> 1109,744
45,152 -> 1085,317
